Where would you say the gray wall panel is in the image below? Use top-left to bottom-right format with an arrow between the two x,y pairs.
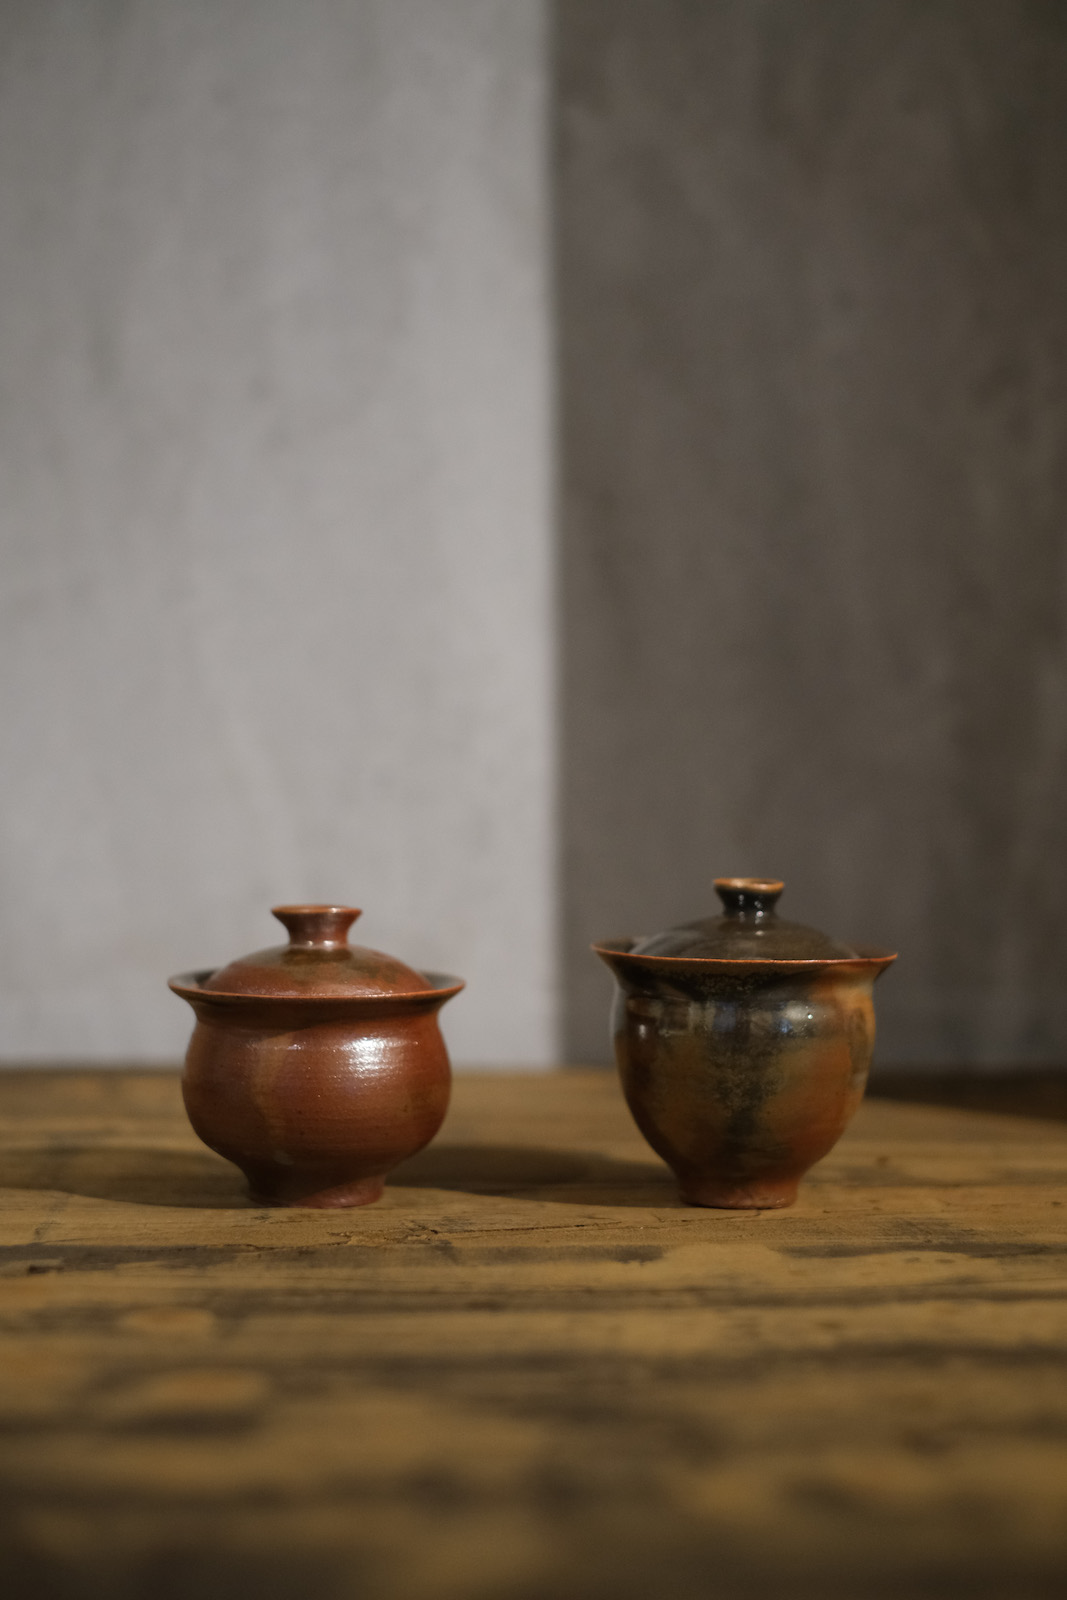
557,0 -> 1067,1063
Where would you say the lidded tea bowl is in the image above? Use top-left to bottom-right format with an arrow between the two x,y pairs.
169,906 -> 463,1208
593,878 -> 896,1209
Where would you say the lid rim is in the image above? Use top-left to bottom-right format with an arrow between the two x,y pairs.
713,877 -> 785,894
270,904 -> 360,915
168,969 -> 466,1003
592,942 -> 897,969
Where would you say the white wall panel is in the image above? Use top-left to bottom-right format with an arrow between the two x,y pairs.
0,0 -> 555,1064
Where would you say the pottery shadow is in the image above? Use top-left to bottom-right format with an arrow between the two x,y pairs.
0,1145 -> 250,1208
391,1143 -> 675,1206
868,1069 -> 1067,1123
0,1142 -> 675,1210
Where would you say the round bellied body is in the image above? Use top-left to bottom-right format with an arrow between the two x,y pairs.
169,906 -> 463,1208
593,879 -> 896,1209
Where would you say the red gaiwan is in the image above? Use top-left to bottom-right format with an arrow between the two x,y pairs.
594,878 -> 896,1209
169,906 -> 463,1208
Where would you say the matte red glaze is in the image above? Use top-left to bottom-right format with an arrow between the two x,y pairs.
593,879 -> 896,1210
169,907 -> 462,1207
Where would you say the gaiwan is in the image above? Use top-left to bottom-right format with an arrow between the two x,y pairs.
593,878 -> 896,1209
169,905 -> 463,1208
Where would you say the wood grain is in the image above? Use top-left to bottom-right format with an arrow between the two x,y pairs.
1,1069 -> 1066,1599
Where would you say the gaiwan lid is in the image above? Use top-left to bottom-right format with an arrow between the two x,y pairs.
626,878 -> 881,964
200,905 -> 433,998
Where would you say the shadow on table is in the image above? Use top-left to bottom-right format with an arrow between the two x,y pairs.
868,1068 -> 1067,1123
391,1142 -> 675,1206
0,1142 -> 675,1210
0,1144 -> 249,1208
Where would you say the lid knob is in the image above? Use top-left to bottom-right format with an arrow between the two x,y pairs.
271,905 -> 361,948
714,878 -> 784,918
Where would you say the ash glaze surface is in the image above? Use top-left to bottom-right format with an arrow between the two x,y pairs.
169,906 -> 463,1208
594,879 -> 895,1208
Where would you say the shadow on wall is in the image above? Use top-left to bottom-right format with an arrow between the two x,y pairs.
554,0 -> 1067,1065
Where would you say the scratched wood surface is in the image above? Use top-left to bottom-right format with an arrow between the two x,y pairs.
1,1069 -> 1066,1600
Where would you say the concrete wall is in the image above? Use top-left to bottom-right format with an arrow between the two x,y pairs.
4,1 -> 1065,1070
0,0 -> 555,1064
557,0 -> 1067,1063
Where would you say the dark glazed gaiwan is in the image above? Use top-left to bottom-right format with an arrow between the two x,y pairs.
169,906 -> 463,1208
593,879 -> 896,1209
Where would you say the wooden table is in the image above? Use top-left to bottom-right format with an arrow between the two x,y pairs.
1,1069 -> 1066,1600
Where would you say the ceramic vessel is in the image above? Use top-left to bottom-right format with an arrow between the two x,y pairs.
169,905 -> 463,1208
593,878 -> 895,1209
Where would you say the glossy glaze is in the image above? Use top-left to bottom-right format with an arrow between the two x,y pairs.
594,880 -> 895,1208
169,907 -> 463,1207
